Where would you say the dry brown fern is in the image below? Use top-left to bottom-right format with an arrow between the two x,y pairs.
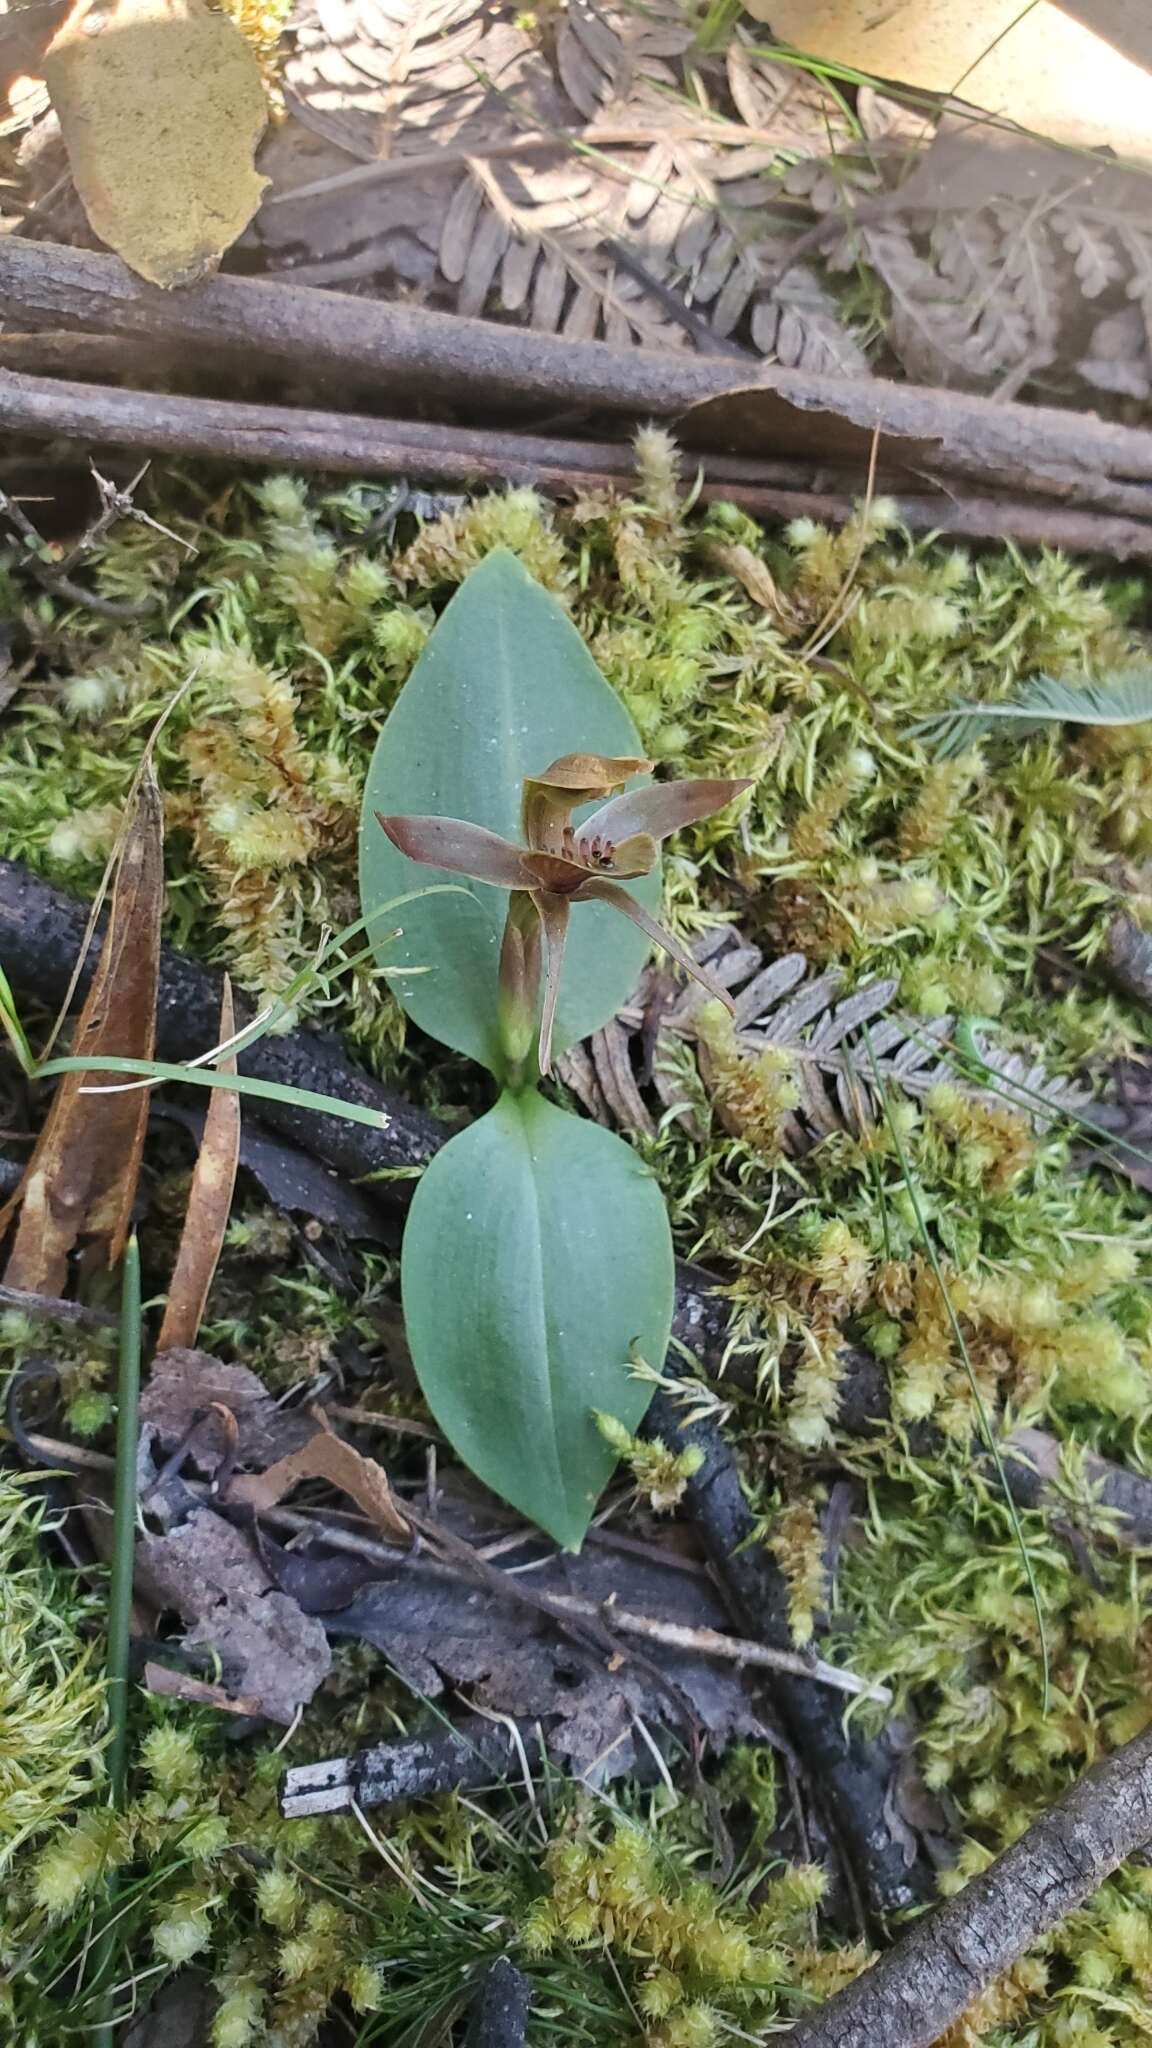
272,0 -> 869,369
555,928 -> 1093,1153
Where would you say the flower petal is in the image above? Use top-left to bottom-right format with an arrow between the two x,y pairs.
522,753 -> 651,853
529,752 -> 652,796
521,850 -> 595,896
575,878 -> 737,1012
580,777 -> 754,850
376,814 -> 532,888
533,894 -> 570,1077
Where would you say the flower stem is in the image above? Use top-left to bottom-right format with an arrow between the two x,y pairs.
496,890 -> 542,1088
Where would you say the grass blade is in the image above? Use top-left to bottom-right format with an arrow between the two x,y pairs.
90,1232 -> 142,2048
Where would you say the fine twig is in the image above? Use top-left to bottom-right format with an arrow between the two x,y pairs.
0,1282 -> 117,1330
2,369 -> 1152,559
785,1723 -> 1152,2048
19,1430 -> 886,1703
0,473 -> 154,619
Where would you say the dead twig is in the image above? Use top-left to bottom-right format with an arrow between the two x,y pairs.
785,1724 -> 1152,2048
1,371 -> 1151,558
281,1712 -> 545,1819
0,473 -> 155,619
19,1428 -> 885,1702
6,243 -> 1152,508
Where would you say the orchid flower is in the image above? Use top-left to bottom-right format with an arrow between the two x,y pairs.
377,753 -> 753,1077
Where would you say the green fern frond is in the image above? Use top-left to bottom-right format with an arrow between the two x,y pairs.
909,670 -> 1152,758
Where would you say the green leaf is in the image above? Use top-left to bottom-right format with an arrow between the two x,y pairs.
359,549 -> 660,1076
909,669 -> 1152,759
401,1087 -> 674,1549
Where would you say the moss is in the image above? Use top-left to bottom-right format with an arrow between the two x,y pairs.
5,457 -> 1152,2042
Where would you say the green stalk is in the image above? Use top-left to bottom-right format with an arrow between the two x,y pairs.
90,1233 -> 142,2047
862,1028 -> 1051,1713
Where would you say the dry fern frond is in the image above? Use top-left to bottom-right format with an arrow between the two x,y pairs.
285,0 -> 501,160
556,0 -> 697,120
555,930 -> 1093,1155
274,0 -> 868,368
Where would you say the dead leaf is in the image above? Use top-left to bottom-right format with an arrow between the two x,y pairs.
312,1492 -> 766,1783
138,1508 -> 330,1723
229,1416 -> 411,1544
1,767 -> 162,1294
747,0 -> 1152,164
43,0 -> 268,288
156,978 -> 239,1352
701,538 -> 802,632
140,1348 -> 318,1478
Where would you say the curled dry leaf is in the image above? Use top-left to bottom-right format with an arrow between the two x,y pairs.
0,768 -> 162,1294
156,978 -> 239,1353
43,0 -> 268,288
229,1414 -> 411,1543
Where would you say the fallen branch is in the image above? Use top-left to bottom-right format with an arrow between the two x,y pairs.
784,1723 -> 1152,2048
3,370 -> 1152,558
645,1386 -> 941,1930
6,244 -> 1152,506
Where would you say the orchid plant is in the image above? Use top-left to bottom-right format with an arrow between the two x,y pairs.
378,751 -> 750,1083
359,550 -> 752,1547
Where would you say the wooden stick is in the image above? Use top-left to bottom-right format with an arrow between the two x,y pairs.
786,1724 -> 1152,2048
6,242 -> 1152,501
2,369 -> 1152,557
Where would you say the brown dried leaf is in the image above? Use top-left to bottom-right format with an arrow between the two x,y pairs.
141,1349 -> 318,1477
700,538 -> 803,632
43,0 -> 267,288
230,1415 -> 410,1543
138,1509 -> 331,1723
1,769 -> 162,1294
156,978 -> 239,1353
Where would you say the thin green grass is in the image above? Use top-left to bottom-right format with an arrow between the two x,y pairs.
90,1233 -> 141,2048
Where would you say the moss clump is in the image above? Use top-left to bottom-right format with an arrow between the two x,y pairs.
5,450 -> 1152,2042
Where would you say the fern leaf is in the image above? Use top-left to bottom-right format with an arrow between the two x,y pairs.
909,671 -> 1152,759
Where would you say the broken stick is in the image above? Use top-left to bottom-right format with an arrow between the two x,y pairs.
7,242 -> 1152,508
2,371 -> 1152,559
785,1723 -> 1152,2048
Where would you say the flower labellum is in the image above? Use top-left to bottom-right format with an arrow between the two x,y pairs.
377,753 -> 754,1078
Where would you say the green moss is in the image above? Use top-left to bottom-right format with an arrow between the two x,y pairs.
5,454 -> 1152,2042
